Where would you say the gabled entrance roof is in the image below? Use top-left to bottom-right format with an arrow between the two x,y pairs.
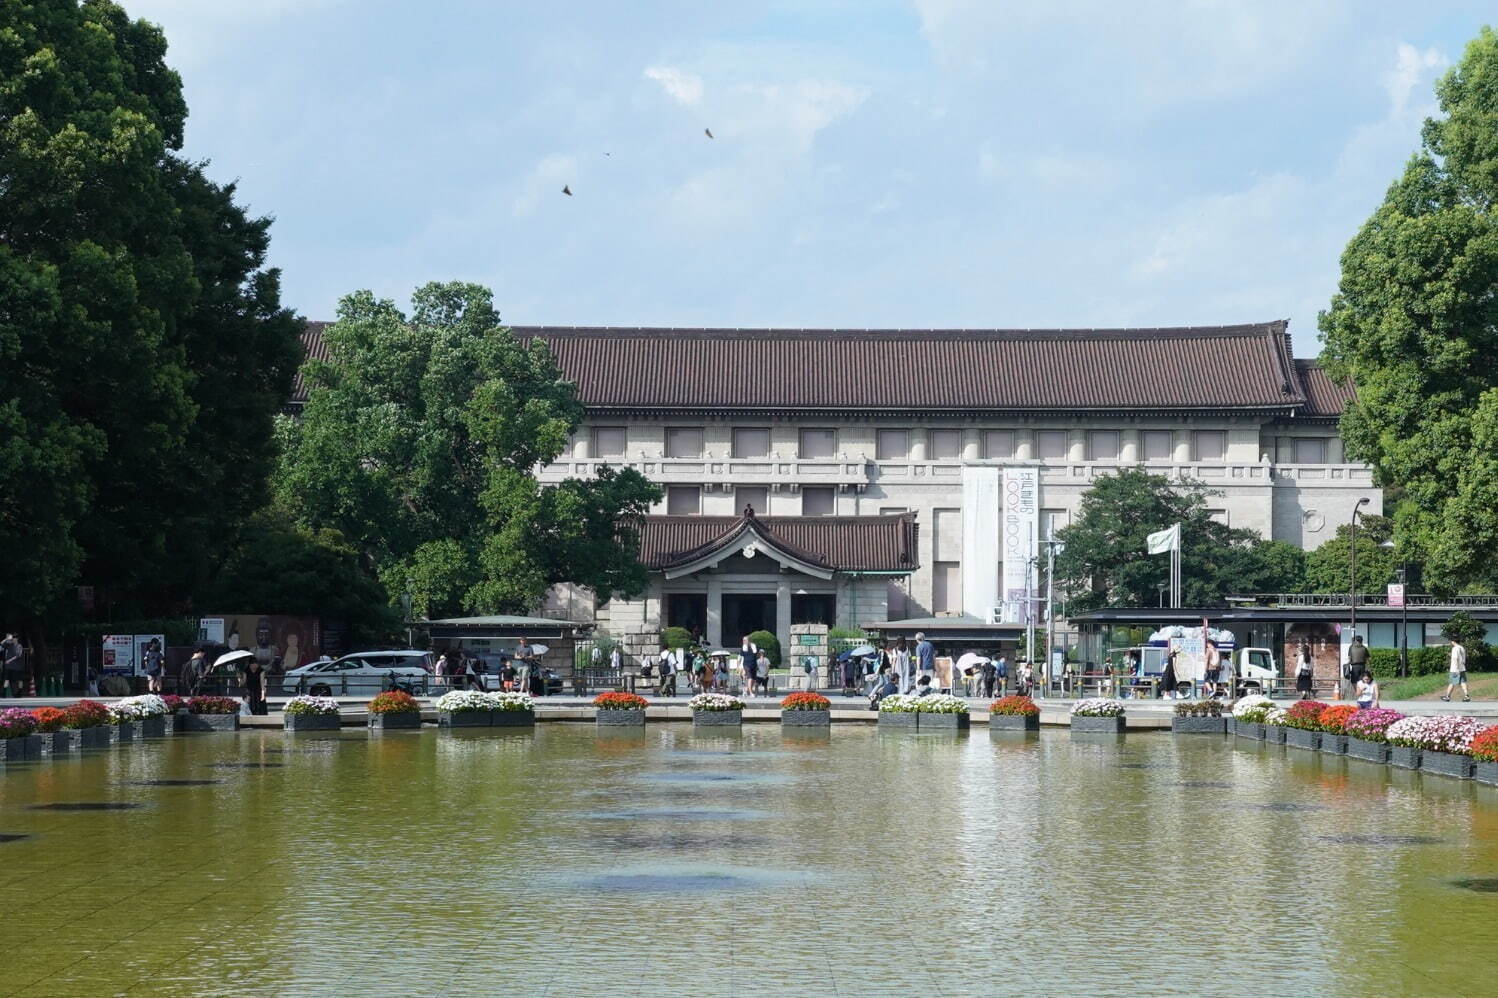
636,511 -> 918,578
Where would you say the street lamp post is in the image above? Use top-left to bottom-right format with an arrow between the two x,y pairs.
1348,497 -> 1371,697
1397,565 -> 1410,678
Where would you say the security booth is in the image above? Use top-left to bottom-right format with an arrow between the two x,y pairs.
865,614 -> 1028,693
422,615 -> 591,692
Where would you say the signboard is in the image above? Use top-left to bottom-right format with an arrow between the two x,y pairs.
1000,468 -> 1037,625
198,618 -> 226,645
1387,584 -> 1405,608
961,466 -> 1002,618
101,634 -> 135,676
797,634 -> 820,646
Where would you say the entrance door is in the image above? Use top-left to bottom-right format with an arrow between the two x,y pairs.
722,594 -> 776,643
666,594 -> 708,639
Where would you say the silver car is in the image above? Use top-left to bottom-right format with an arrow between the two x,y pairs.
281,650 -> 433,696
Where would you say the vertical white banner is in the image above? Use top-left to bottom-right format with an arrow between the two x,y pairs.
961,466 -> 1001,617
1001,468 -> 1037,623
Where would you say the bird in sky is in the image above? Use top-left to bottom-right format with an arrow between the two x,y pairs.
562,185 -> 572,196
704,128 -> 714,139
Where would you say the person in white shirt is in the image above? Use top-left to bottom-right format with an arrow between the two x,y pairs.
658,646 -> 677,697
1441,638 -> 1471,703
891,638 -> 913,694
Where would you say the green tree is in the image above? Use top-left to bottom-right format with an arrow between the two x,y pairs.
1299,515 -> 1398,594
1053,468 -> 1302,611
1319,26 -> 1498,592
1441,610 -> 1487,648
277,282 -> 662,617
0,1 -> 300,626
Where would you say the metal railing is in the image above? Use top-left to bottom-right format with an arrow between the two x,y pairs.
1248,593 -> 1498,609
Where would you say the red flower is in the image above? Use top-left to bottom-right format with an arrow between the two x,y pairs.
1284,700 -> 1328,730
368,691 -> 421,714
990,695 -> 1040,717
1471,726 -> 1498,763
1318,704 -> 1358,735
593,692 -> 649,710
780,692 -> 830,710
31,706 -> 67,733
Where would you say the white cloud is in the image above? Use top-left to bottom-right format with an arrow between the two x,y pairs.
643,66 -> 704,106
1385,43 -> 1447,117
512,154 -> 578,218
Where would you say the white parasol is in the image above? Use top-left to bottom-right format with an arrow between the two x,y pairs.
848,645 -> 877,658
954,652 -> 991,675
214,650 -> 253,669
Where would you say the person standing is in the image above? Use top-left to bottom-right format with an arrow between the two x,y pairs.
1356,671 -> 1380,710
1295,640 -> 1315,700
1202,640 -> 1222,699
1018,661 -> 1033,697
434,650 -> 449,689
892,638 -> 913,694
514,638 -> 533,694
609,644 -> 623,672
915,632 -> 936,687
590,644 -> 602,669
1,633 -> 24,697
658,646 -> 677,697
995,653 -> 1008,697
242,659 -> 268,715
755,648 -> 771,695
1346,634 -> 1369,700
738,636 -> 758,696
980,658 -> 997,699
1442,637 -> 1471,703
1160,648 -> 1178,700
143,638 -> 165,694
182,648 -> 208,695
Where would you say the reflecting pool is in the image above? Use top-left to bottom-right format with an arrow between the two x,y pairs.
3,725 -> 1498,995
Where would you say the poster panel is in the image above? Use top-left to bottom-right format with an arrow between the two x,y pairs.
101,634 -> 135,675
1000,468 -> 1037,625
206,614 -> 322,676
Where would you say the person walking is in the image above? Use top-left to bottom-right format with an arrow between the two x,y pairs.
995,654 -> 1008,697
182,648 -> 208,695
142,638 -> 165,694
892,638 -> 913,695
658,646 -> 677,697
1,633 -> 24,697
915,632 -> 936,687
980,658 -> 997,699
514,638 -> 533,694
755,648 -> 771,696
242,659 -> 268,716
434,650 -> 449,688
1441,637 -> 1471,703
1202,640 -> 1222,699
1018,661 -> 1033,697
738,636 -> 758,697
1356,671 -> 1380,710
1295,640 -> 1315,700
1346,635 -> 1370,700
1160,648 -> 1178,700
609,644 -> 623,672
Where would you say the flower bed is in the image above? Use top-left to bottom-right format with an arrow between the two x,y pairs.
780,692 -> 831,711
367,690 -> 422,729
1071,698 -> 1124,718
436,690 -> 493,714
63,701 -> 109,728
779,691 -> 830,726
878,694 -> 969,730
161,695 -> 186,713
1263,706 -> 1288,743
1386,715 -> 1485,754
30,706 -> 66,733
1232,695 -> 1275,723
1283,701 -> 1327,730
30,707 -> 71,755
0,708 -> 36,739
181,696 -> 239,731
1318,704 -> 1357,735
691,692 -> 744,726
1473,727 -> 1498,785
1344,709 -> 1404,743
189,696 -> 239,715
113,695 -> 173,736
284,695 -> 341,731
1173,699 -> 1226,733
435,690 -> 535,727
595,692 -> 649,711
990,695 -> 1040,717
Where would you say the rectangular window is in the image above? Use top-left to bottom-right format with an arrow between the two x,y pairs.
1292,438 -> 1328,464
731,427 -> 770,459
664,427 -> 704,459
928,428 -> 962,460
1035,430 -> 1068,460
801,486 -> 836,516
799,427 -> 836,458
1193,430 -> 1227,462
1087,430 -> 1120,461
666,486 -> 701,515
876,429 -> 910,461
932,561 -> 961,614
591,426 -> 626,459
1142,430 -> 1173,460
736,486 -> 768,516
983,430 -> 1014,459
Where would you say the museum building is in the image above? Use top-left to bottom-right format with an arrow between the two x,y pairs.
294,320 -> 1374,657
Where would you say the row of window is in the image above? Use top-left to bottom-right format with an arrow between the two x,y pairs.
593,427 -> 1335,463
666,485 -> 837,516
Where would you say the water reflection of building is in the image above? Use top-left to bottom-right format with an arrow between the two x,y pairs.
293,321 -> 1376,659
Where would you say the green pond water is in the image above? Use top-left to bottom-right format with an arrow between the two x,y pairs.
2,725 -> 1498,996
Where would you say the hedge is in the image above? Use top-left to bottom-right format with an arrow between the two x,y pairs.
1366,644 -> 1495,677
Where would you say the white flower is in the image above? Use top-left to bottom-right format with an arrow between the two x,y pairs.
1264,706 -> 1288,725
284,695 -> 341,716
436,690 -> 492,713
1071,698 -> 1125,717
689,693 -> 744,711
490,692 -> 534,712
912,693 -> 969,714
1231,695 -> 1274,720
878,694 -> 916,713
114,694 -> 169,717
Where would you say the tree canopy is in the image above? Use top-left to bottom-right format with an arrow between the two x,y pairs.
1299,514 -> 1398,595
1052,468 -> 1306,611
276,282 -> 661,617
1320,26 -> 1498,592
0,1 -> 301,625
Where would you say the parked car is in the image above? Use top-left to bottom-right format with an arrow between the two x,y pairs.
280,650 -> 433,696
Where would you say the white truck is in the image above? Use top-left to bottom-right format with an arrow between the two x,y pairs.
1117,627 -> 1278,696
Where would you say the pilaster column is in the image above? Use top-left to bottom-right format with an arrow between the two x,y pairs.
1121,428 -> 1139,463
910,429 -> 928,463
776,576 -> 793,675
963,428 -> 981,461
1173,430 -> 1192,463
1015,429 -> 1034,461
706,575 -> 723,649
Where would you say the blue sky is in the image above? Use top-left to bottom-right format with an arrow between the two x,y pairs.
127,0 -> 1492,357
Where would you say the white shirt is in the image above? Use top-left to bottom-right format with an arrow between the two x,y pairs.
1451,643 -> 1467,672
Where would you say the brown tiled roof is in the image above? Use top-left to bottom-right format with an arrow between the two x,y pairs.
289,320 -> 1348,416
291,321 -> 331,404
1294,360 -> 1355,418
636,513 -> 918,573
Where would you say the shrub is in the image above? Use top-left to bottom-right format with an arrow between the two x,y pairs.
1318,704 -> 1358,735
1343,708 -> 1405,743
1442,611 -> 1487,648
1283,701 -> 1327,731
1366,646 -> 1490,677
990,695 -> 1039,717
1174,700 -> 1223,717
747,630 -> 780,667
63,700 -> 110,728
780,692 -> 830,711
284,695 -> 341,717
31,706 -> 67,733
661,626 -> 694,651
368,691 -> 421,715
0,708 -> 37,739
689,692 -> 744,711
1071,698 -> 1125,717
594,691 -> 649,710
188,696 -> 239,715
1470,726 -> 1498,763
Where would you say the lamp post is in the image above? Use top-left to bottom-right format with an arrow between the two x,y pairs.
1379,538 -> 1407,678
1348,498 -> 1370,697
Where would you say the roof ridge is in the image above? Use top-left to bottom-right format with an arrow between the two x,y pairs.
515,322 -> 1286,343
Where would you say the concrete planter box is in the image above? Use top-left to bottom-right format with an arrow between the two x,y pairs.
917,712 -> 970,731
1285,727 -> 1320,751
989,714 -> 1040,732
181,713 -> 239,732
1265,724 -> 1287,744
283,712 -> 340,732
596,709 -> 647,726
1346,737 -> 1390,764
139,714 -> 173,738
37,730 -> 75,757
439,710 -> 492,727
781,710 -> 831,727
109,721 -> 136,743
492,709 -> 536,728
693,709 -> 743,727
1172,716 -> 1226,734
1421,750 -> 1474,780
1320,733 -> 1348,755
1475,760 -> 1498,786
1071,715 -> 1125,734
1390,745 -> 1422,770
878,711 -> 919,730
368,711 -> 422,730
1234,721 -> 1263,740
63,726 -> 112,750
1,735 -> 41,762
